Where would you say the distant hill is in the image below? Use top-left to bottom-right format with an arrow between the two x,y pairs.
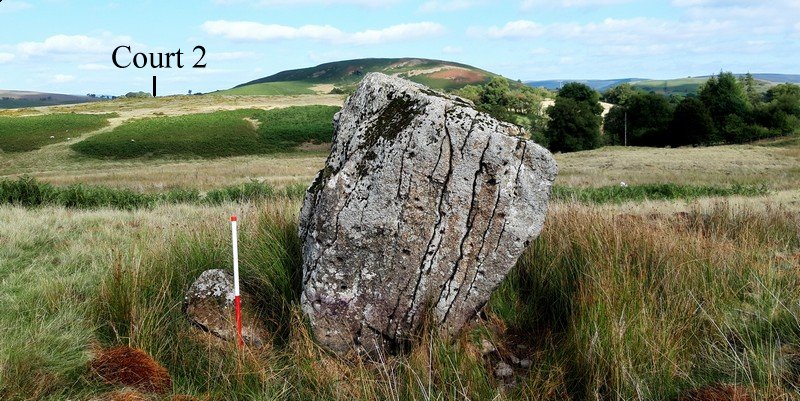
220,58 -> 504,95
527,74 -> 800,96
526,78 -> 644,92
751,73 -> 800,84
0,90 -> 104,109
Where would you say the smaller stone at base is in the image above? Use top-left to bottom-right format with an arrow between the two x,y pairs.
184,269 -> 268,346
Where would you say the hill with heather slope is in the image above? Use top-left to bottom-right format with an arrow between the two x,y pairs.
219,58 -> 506,95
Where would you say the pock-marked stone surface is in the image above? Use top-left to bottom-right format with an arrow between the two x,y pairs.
299,73 -> 557,356
184,269 -> 267,346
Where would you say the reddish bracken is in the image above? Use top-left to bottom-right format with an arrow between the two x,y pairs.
90,346 -> 172,394
676,384 -> 752,401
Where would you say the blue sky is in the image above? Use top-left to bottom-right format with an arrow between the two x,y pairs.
0,0 -> 798,95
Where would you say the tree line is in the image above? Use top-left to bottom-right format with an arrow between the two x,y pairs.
601,72 -> 800,150
458,72 -> 800,153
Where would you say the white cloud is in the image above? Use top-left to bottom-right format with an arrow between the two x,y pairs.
51,74 -> 75,84
201,21 -> 342,41
476,20 -> 545,39
670,0 -> 765,6
521,0 -> 630,9
212,0 -> 397,6
0,53 -> 15,63
202,20 -> 444,44
442,45 -> 463,54
349,22 -> 444,45
530,47 -> 550,55
0,1 -> 32,13
474,17 -> 735,45
16,33 -> 135,57
419,0 -> 479,12
669,0 -> 800,40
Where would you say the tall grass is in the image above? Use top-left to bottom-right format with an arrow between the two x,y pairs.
490,203 -> 800,399
2,198 -> 798,399
85,201 -> 800,399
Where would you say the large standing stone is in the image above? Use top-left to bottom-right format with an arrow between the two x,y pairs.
299,73 -> 557,356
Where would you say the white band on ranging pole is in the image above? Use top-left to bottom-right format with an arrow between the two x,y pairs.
231,215 -> 243,347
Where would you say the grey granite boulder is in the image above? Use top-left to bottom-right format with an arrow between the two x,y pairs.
299,73 -> 557,356
184,269 -> 267,346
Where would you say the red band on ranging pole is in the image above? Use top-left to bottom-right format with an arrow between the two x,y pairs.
234,295 -> 242,346
230,215 -> 243,347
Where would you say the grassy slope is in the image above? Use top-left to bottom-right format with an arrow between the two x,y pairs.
217,81 -> 317,96
70,106 -> 339,159
0,96 -> 345,192
0,113 -> 115,152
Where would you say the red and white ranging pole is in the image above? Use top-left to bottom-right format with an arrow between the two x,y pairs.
230,215 -> 243,347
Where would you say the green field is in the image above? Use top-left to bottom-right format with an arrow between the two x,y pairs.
632,77 -> 775,96
0,113 -> 115,152
71,106 -> 339,159
216,81 -> 317,96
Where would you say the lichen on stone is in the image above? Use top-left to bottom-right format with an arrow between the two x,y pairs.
361,96 -> 422,151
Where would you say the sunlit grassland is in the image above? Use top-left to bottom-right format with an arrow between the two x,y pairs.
3,140 -> 798,195
554,142 -> 800,190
